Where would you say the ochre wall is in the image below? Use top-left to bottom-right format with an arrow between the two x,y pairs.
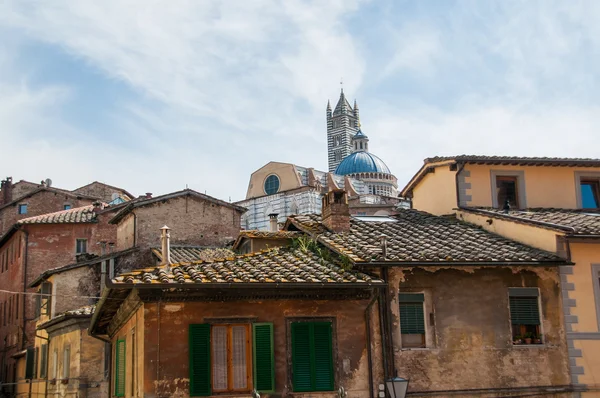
388,266 -> 569,393
139,299 -> 372,398
116,213 -> 136,251
410,165 -> 458,215
111,305 -> 145,398
246,162 -> 303,199
457,211 -> 561,253
465,165 -> 600,209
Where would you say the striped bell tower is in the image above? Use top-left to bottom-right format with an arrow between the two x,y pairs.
327,89 -> 359,172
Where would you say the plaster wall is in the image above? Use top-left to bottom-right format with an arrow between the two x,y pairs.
111,305 -> 145,398
116,213 -> 136,251
246,162 -> 303,199
410,165 -> 457,216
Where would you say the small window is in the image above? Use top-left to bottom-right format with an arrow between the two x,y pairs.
18,204 -> 27,214
290,321 -> 334,392
496,176 -> 519,209
580,180 -> 600,209
63,346 -> 70,379
334,150 -> 342,162
264,175 -> 280,195
399,294 -> 426,348
63,204 -> 72,210
509,288 -> 542,345
76,239 -> 87,254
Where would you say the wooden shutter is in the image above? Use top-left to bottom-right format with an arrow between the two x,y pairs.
291,323 -> 313,392
25,347 -> 35,379
189,324 -> 211,396
312,322 -> 334,391
399,294 -> 425,334
115,339 -> 126,397
253,323 -> 274,392
40,344 -> 47,378
509,297 -> 540,325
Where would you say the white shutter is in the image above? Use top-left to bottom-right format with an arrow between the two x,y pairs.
212,326 -> 228,391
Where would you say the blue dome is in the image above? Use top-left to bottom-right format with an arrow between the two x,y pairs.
335,151 -> 391,175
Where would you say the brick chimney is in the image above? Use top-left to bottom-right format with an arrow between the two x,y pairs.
1,177 -> 13,205
321,189 -> 350,233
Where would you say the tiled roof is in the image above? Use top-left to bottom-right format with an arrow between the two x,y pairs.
232,230 -> 301,250
152,246 -> 236,263
38,305 -> 96,330
461,208 -> 600,236
286,210 -> 565,264
424,155 -> 600,167
0,186 -> 101,211
18,204 -> 104,224
115,247 -> 382,286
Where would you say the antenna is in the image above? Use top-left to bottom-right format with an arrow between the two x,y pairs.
45,178 -> 52,187
340,77 -> 343,92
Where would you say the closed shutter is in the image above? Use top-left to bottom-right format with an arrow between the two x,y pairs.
40,344 -> 47,378
399,294 -> 425,334
189,324 -> 211,396
291,322 -> 334,392
312,323 -> 334,391
25,347 -> 35,379
253,323 -> 274,392
510,297 -> 540,325
291,323 -> 313,392
115,339 -> 126,397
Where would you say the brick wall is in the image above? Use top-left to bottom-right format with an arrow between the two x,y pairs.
73,182 -> 131,202
122,196 -> 243,249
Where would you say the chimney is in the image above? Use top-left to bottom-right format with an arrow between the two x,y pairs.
321,189 -> 350,233
1,177 -> 13,205
145,192 -> 153,199
160,226 -> 171,265
268,213 -> 279,232
92,201 -> 103,214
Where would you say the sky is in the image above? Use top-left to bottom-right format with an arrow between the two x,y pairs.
1,0 -> 599,202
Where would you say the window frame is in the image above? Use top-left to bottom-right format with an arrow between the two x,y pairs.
508,287 -> 543,345
263,175 -> 280,196
62,345 -> 70,379
75,239 -> 87,254
287,318 -> 336,393
575,172 -> 600,209
592,264 -> 600,331
490,170 -> 527,209
399,293 -> 426,349
17,204 -> 28,215
211,323 -> 253,393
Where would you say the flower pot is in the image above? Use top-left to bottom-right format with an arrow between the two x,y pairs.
524,338 -> 532,344
513,339 -> 522,345
49,379 -> 56,385
60,379 -> 69,384
533,338 -> 542,344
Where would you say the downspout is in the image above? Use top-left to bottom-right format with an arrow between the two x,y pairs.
133,212 -> 137,247
378,268 -> 390,379
382,267 -> 396,378
364,290 -> 379,398
454,162 -> 465,208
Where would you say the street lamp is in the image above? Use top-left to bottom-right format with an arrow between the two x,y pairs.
386,376 -> 409,398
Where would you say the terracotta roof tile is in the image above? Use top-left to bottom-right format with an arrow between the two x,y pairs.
287,210 -> 564,263
115,247 -> 382,285
462,207 -> 600,236
152,246 -> 236,263
18,204 -> 104,224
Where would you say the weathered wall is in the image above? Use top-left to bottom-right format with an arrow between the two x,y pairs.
73,182 -> 132,202
410,164 -> 458,216
80,327 -> 110,398
387,266 -> 569,395
0,190 -> 96,235
132,196 -> 242,249
45,321 -> 83,397
133,298 -> 371,398
116,213 -> 136,251
111,305 -> 145,398
246,162 -> 303,199
465,164 -> 600,209
48,266 -> 100,317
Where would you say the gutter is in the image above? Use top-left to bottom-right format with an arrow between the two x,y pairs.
457,207 -> 576,233
363,260 -> 571,267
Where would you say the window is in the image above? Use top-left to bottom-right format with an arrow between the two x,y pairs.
63,204 -> 72,210
52,350 -> 58,379
334,150 -> 342,162
496,176 -> 519,209
35,283 -> 52,318
581,180 -> 600,208
189,323 -> 274,396
290,321 -> 334,392
63,346 -> 70,379
25,347 -> 35,379
76,239 -> 87,254
115,339 -> 126,396
334,135 -> 342,146
263,175 -> 280,195
509,288 -> 542,345
399,294 -> 426,348
40,344 -> 47,378
17,204 -> 27,214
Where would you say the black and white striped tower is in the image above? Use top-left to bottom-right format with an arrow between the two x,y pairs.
327,89 -> 358,172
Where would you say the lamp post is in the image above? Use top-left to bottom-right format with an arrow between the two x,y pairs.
386,376 -> 409,398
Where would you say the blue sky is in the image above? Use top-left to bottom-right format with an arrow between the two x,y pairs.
1,0 -> 599,201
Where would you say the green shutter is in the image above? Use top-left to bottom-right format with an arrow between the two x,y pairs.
312,323 -> 334,391
40,344 -> 47,378
399,303 -> 425,334
115,339 -> 126,397
398,293 -> 425,302
25,347 -> 35,379
291,323 -> 313,392
189,324 -> 211,396
253,323 -> 274,392
291,322 -> 334,392
510,297 -> 540,325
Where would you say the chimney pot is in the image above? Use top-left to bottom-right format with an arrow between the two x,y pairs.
160,225 -> 171,265
268,213 -> 279,232
146,193 -> 153,198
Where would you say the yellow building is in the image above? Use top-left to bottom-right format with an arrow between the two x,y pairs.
402,155 -> 600,396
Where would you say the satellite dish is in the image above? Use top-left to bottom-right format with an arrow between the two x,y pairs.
45,178 -> 52,187
111,193 -> 120,201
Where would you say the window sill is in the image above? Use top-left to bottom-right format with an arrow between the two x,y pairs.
512,344 -> 547,348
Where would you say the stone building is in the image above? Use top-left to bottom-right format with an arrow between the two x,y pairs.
402,155 -> 600,395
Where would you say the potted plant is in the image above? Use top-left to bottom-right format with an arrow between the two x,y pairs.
60,378 -> 69,385
513,335 -> 523,345
534,334 -> 543,344
524,332 -> 533,345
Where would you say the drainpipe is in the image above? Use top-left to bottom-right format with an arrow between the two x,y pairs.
454,162 -> 465,208
21,229 -> 29,350
378,268 -> 390,379
364,290 -> 379,398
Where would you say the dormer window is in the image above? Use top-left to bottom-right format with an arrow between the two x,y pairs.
491,171 -> 526,209
580,179 -> 600,208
